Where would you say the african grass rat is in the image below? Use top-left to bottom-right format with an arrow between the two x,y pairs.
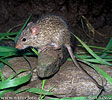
15,15 -> 103,89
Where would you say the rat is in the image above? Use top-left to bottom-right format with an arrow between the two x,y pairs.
15,15 -> 103,89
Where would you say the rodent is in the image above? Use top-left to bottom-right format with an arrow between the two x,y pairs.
15,15 -> 103,89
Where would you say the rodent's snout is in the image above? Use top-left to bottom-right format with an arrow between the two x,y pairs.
15,44 -> 23,49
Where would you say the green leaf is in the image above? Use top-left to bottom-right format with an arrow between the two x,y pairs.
7,24 -> 23,33
15,14 -> 32,43
40,95 -> 112,100
0,37 -> 5,41
0,73 -> 31,90
32,48 -> 39,56
0,46 -> 17,52
41,97 -> 86,100
27,88 -> 54,95
39,80 -> 46,99
0,58 -> 16,73
101,37 -> 112,57
0,32 -> 18,37
78,45 -> 106,50
7,69 -> 29,81
71,33 -> 112,66
0,89 -> 15,98
15,88 -> 54,95
82,58 -> 112,63
80,60 -> 112,85
0,46 -> 18,57
0,70 -> 5,81
106,37 -> 112,50
0,61 -> 6,69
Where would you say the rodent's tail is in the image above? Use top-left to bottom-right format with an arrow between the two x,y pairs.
65,44 -> 83,70
65,44 -> 103,89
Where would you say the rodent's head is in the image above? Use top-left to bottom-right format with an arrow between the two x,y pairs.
15,22 -> 40,49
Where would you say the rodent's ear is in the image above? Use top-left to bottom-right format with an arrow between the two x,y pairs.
30,25 -> 40,35
27,22 -> 33,26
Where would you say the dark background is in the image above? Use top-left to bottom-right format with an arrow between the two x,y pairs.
0,0 -> 112,47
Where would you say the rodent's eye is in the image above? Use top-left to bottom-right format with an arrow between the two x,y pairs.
22,38 -> 26,42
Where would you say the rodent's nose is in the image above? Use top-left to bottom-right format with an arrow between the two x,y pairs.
15,44 -> 22,49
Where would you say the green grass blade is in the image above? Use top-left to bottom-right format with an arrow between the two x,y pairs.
0,89 -> 15,98
27,88 -> 54,95
7,24 -> 23,33
7,69 -> 28,81
106,37 -> 112,50
15,14 -> 32,43
87,95 -> 112,100
41,85 -> 56,99
41,97 -> 86,100
15,88 -> 54,95
32,48 -> 39,56
40,95 -> 112,100
0,46 -> 18,57
0,46 -> 32,58
80,60 -> 112,85
83,58 -> 112,63
67,58 -> 112,63
0,32 -> 18,37
0,73 -> 31,89
76,55 -> 93,59
0,70 -> 5,81
71,33 -> 112,66
0,58 -> 11,70
39,80 -> 46,99
0,37 -> 4,41
14,88 -> 29,93
78,45 -> 106,50
101,56 -> 112,59
0,58 -> 16,73
0,46 -> 17,52
42,80 -> 46,90
101,37 -> 112,58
